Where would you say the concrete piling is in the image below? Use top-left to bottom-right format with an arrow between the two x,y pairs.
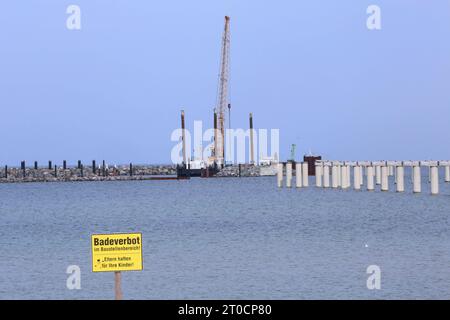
445,165 -> 450,183
413,165 -> 421,193
375,165 -> 381,185
323,163 -> 330,188
336,163 -> 341,187
396,164 -> 404,192
394,165 -> 397,185
354,166 -> 361,190
286,162 -> 292,188
381,166 -> 389,191
367,166 -> 374,191
296,162 -> 302,188
359,165 -> 364,187
332,163 -> 339,188
387,161 -> 396,184
277,163 -> 283,188
346,165 -> 351,188
302,162 -> 309,187
341,165 -> 349,189
430,164 -> 439,195
315,163 -> 322,187
274,158 -> 447,196
388,165 -> 394,176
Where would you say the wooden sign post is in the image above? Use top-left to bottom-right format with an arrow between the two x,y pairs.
115,271 -> 123,300
91,233 -> 143,300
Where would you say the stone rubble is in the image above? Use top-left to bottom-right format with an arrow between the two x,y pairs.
0,164 -> 277,183
215,164 -> 261,177
0,165 -> 177,183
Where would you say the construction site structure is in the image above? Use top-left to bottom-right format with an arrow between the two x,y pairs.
214,16 -> 231,167
304,154 -> 322,176
289,144 -> 297,162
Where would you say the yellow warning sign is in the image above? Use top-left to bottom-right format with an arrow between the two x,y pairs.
91,233 -> 143,272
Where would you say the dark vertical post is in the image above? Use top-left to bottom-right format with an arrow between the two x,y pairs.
213,109 -> 218,160
226,103 -> 231,165
48,161 -> 52,170
80,164 -> 84,177
34,161 -> 38,170
4,165 -> 7,179
92,160 -> 96,174
249,112 -> 255,164
54,165 -> 57,177
181,110 -> 187,165
102,160 -> 106,177
130,163 -> 133,177
21,161 -> 26,178
115,272 -> 122,300
77,160 -> 81,169
63,160 -> 67,170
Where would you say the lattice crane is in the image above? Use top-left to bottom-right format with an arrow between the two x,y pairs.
215,16 -> 231,166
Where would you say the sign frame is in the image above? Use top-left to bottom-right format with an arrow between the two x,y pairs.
91,232 -> 144,273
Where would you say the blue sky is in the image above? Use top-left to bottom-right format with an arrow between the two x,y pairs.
1,1 -> 450,165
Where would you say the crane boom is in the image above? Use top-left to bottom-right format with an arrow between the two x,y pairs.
215,16 -> 231,166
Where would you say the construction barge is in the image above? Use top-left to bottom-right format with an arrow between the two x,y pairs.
176,163 -> 220,178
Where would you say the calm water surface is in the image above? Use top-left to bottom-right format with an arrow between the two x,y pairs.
0,174 -> 449,299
